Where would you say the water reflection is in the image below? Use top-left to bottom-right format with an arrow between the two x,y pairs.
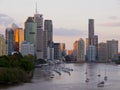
1,63 -> 120,90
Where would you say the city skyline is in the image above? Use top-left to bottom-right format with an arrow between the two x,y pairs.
0,0 -> 120,50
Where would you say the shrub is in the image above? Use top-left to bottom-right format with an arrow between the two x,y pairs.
0,68 -> 29,84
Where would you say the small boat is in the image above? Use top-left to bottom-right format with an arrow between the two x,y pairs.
104,63 -> 108,81
98,74 -> 101,77
50,76 -> 54,78
85,65 -> 89,83
104,76 -> 107,81
97,81 -> 104,87
85,78 -> 89,83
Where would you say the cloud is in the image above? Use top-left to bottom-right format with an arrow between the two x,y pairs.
108,16 -> 119,20
0,14 -> 15,26
98,22 -> 120,27
0,13 -> 19,34
53,28 -> 87,37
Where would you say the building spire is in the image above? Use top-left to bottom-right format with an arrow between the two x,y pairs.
35,0 -> 38,14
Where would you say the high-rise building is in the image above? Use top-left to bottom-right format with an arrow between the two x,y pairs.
5,28 -> 14,55
34,13 -> 44,59
0,34 -> 7,56
78,38 -> 85,62
14,28 -> 24,52
6,27 -> 24,54
98,42 -> 108,62
87,19 -> 98,61
21,41 -> 35,56
73,40 -> 78,59
88,19 -> 94,45
60,43 -> 66,57
24,17 -> 37,50
107,40 -> 118,61
43,20 -> 54,60
87,45 -> 96,61
47,47 -> 54,60
54,43 -> 61,60
94,35 -> 98,60
73,38 -> 85,62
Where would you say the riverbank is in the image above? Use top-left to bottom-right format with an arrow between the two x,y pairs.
0,54 -> 35,85
0,68 -> 33,84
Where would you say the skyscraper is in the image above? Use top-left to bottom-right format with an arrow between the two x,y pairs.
60,43 -> 66,57
87,19 -> 98,61
54,43 -> 61,60
98,42 -> 108,62
43,20 -> 54,59
94,35 -> 98,60
73,38 -> 85,62
14,28 -> 24,52
88,19 -> 94,45
34,13 -> 44,59
5,28 -> 14,55
24,17 -> 37,49
107,40 -> 118,61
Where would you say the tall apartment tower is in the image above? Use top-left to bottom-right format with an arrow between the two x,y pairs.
73,38 -> 85,62
34,13 -> 44,59
98,42 -> 108,62
94,35 -> 98,60
78,38 -> 85,62
24,17 -> 37,49
54,43 -> 61,60
44,20 -> 54,60
14,28 -> 24,52
87,19 -> 98,61
60,43 -> 66,57
88,19 -> 94,45
107,40 -> 118,61
5,28 -> 14,55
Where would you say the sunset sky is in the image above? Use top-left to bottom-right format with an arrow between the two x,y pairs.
0,0 -> 120,50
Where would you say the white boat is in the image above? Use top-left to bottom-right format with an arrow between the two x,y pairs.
97,81 -> 104,87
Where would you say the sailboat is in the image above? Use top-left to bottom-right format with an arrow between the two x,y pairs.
104,60 -> 108,81
97,66 -> 104,87
97,67 -> 101,77
85,64 -> 89,83
97,81 -> 104,87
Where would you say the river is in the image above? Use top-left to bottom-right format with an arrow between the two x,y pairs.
1,63 -> 120,90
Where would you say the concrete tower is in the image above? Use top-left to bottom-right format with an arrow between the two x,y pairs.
88,19 -> 94,45
34,3 -> 44,59
44,20 -> 54,60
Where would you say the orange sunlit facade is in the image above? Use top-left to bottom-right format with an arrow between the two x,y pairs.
14,28 -> 24,52
14,29 -> 19,42
68,50 -> 73,55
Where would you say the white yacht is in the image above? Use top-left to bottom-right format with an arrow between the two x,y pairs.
97,81 -> 104,87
